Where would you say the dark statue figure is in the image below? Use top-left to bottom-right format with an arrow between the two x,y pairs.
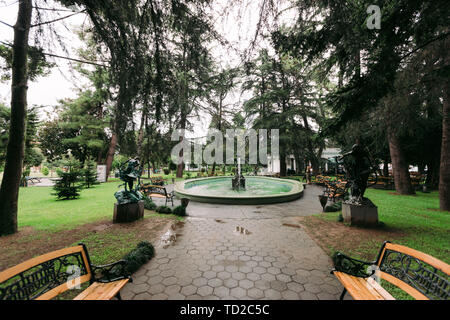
114,158 -> 144,205
338,142 -> 376,205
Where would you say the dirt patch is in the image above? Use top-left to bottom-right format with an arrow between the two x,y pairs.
0,213 -> 177,272
296,215 -> 405,261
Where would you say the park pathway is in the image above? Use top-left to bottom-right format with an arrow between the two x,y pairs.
120,185 -> 345,300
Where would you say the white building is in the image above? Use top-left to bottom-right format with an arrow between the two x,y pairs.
261,148 -> 342,175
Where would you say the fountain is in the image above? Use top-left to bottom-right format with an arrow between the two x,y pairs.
174,162 -> 304,205
232,158 -> 246,191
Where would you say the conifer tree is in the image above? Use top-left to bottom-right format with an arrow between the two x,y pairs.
53,159 -> 82,200
82,160 -> 99,188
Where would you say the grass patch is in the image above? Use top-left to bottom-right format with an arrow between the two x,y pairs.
298,188 -> 450,300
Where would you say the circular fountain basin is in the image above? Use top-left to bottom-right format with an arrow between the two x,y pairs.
174,176 -> 304,205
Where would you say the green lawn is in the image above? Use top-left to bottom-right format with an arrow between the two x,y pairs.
17,181 -> 183,231
18,182 -> 122,231
313,188 -> 450,299
319,189 -> 450,263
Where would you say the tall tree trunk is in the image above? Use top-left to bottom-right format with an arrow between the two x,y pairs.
0,0 -> 32,236
426,159 -> 440,190
439,84 -> 450,210
387,129 -> 415,195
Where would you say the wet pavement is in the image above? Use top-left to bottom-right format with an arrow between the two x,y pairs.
121,184 -> 346,300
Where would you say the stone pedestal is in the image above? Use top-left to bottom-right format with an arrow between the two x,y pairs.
342,200 -> 378,227
113,201 -> 144,223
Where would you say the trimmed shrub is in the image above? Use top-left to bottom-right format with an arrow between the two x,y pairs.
156,205 -> 172,214
144,197 -> 157,210
41,166 -> 49,176
173,205 -> 186,217
118,241 -> 155,275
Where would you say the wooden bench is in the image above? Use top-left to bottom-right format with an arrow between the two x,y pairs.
140,184 -> 174,206
0,244 -> 132,300
331,241 -> 450,300
322,179 -> 348,202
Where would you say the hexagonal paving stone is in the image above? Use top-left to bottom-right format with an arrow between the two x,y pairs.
134,292 -> 152,300
208,278 -> 223,288
160,269 -> 176,277
248,288 -> 264,299
304,283 -> 322,294
267,267 -> 281,275
253,266 -> 267,274
264,289 -> 282,299
212,265 -> 225,272
259,273 -> 275,282
224,278 -> 239,289
213,286 -> 230,297
177,276 -> 194,287
239,279 -> 254,289
147,275 -> 163,285
168,293 -> 186,300
270,280 -> 287,292
217,271 -> 231,280
254,280 -> 271,290
181,285 -> 197,296
193,277 -> 208,287
131,283 -> 150,294
317,292 -> 337,300
275,274 -> 292,283
230,287 -> 247,298
299,291 -> 318,300
231,272 -> 246,281
148,284 -> 165,295
246,272 -> 260,281
197,286 -> 214,297
282,290 -> 299,300
225,265 -> 239,273
287,282 -> 305,293
203,271 -> 217,279
133,275 -> 149,284
162,276 -> 178,286
165,285 -> 181,295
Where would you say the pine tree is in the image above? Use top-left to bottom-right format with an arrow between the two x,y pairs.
53,159 -> 82,200
83,161 -> 99,188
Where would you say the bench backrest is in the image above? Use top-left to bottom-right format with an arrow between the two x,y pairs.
143,184 -> 167,197
0,244 -> 93,300
376,242 -> 450,300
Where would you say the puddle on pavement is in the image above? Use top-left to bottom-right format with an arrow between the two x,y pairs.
235,226 -> 252,235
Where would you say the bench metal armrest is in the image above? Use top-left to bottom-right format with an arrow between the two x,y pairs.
92,260 -> 132,283
331,252 -> 376,278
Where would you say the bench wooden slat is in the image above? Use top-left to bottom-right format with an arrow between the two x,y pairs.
334,271 -> 393,300
73,279 -> 129,300
35,274 -> 92,300
379,271 -> 429,300
0,245 -> 86,283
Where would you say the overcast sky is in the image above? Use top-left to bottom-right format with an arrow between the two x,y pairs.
0,0 -> 296,137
